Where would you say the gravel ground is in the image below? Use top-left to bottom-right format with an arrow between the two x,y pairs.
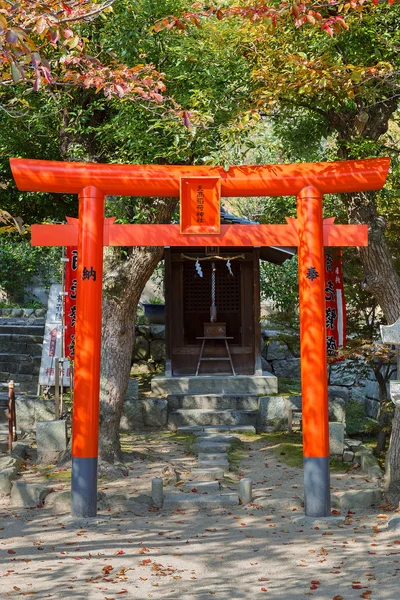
1,432 -> 398,600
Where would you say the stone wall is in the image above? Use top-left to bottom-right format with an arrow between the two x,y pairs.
131,325 -> 166,375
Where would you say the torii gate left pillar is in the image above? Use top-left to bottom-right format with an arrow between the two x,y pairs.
10,156 -> 389,519
72,186 -> 105,516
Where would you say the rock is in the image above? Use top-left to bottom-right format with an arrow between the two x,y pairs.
15,398 -> 55,432
130,361 -> 156,376
339,488 -> 382,509
364,397 -> 380,419
11,441 -> 29,459
329,422 -> 344,455
266,340 -> 289,361
45,490 -> 71,514
329,361 -> 357,387
254,496 -> 303,511
136,325 -> 150,337
350,386 -> 367,404
36,420 -> 68,463
150,339 -> 166,362
121,393 -> 144,432
328,386 -> 351,401
343,450 -> 354,462
328,397 -> 346,424
387,517 -> 400,531
11,308 -> 24,318
125,378 -> 139,401
11,482 -> 51,508
272,358 -> 301,379
34,308 -> 46,317
0,473 -> 12,497
261,357 -> 273,373
258,396 -> 287,432
365,380 -> 380,401
346,439 -> 362,449
142,398 -> 168,428
150,325 -> 165,340
133,336 -> 149,360
360,452 -> 383,477
23,308 -> 34,317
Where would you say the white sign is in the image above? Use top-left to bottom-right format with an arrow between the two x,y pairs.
39,284 -> 71,387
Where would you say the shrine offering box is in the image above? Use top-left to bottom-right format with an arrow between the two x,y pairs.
204,322 -> 226,337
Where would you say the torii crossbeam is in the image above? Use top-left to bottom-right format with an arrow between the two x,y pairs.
10,156 -> 390,520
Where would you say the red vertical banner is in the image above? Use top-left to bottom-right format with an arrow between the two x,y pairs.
324,249 -> 346,357
64,246 -> 78,359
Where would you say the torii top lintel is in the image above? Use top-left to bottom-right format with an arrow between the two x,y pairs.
10,157 -> 389,197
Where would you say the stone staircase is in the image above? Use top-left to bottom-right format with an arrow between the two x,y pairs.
168,394 -> 259,430
0,318 -> 44,422
165,424 -> 255,508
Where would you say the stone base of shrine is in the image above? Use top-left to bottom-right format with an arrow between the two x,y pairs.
150,372 -> 278,396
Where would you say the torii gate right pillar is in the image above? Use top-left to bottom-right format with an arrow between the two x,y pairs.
297,186 -> 330,517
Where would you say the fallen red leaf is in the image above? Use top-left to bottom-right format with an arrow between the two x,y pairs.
7,550 -> 16,554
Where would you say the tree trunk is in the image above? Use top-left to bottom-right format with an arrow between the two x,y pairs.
98,197 -> 177,463
328,100 -> 400,496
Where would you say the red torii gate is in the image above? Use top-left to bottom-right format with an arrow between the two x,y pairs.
10,157 -> 390,519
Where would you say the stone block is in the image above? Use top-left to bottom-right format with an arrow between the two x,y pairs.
257,396 -> 287,431
329,361 -> 357,387
44,490 -> 71,514
266,340 -> 289,361
130,361 -> 156,376
0,473 -> 12,497
328,386 -> 351,401
365,380 -> 380,400
0,455 -> 23,472
350,386 -> 367,404
150,325 -> 165,340
136,325 -> 150,337
150,339 -> 166,362
261,357 -> 273,373
121,398 -> 143,431
133,336 -> 149,360
343,450 -> 354,462
125,379 -> 139,402
15,397 -> 55,432
360,452 -> 383,477
11,308 -> 23,318
11,441 -> 29,459
151,373 -> 278,396
329,422 -> 344,455
339,488 -> 382,509
142,398 -> 168,428
364,397 -> 380,419
36,420 -> 68,462
328,397 -> 346,424
11,481 -> 51,508
272,358 -> 301,379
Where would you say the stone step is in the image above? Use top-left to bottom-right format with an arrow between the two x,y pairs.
178,424 -> 255,435
188,467 -> 226,481
195,433 -> 237,442
198,453 -> 228,461
152,373 -> 278,396
184,480 -> 221,492
0,325 -> 45,336
198,459 -> 229,468
169,409 -> 257,428
168,394 -> 259,411
192,442 -> 231,453
0,338 -> 42,354
164,492 -> 238,508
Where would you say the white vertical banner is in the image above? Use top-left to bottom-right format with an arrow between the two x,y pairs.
39,284 -> 71,387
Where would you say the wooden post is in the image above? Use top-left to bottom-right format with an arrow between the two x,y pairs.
8,381 -> 15,451
71,186 -> 105,518
54,358 -> 60,420
297,186 -> 331,518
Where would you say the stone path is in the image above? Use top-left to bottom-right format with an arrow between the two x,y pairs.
163,426 -> 256,508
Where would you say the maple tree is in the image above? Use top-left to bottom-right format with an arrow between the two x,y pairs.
0,0 -> 165,102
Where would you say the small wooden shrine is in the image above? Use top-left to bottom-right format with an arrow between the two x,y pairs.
164,209 -> 295,377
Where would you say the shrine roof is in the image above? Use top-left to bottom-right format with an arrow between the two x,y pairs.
220,207 -> 296,265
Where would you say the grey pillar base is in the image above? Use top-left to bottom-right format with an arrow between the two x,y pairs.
71,456 -> 98,518
304,456 -> 331,518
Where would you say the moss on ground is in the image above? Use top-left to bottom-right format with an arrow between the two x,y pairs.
238,431 -> 350,473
